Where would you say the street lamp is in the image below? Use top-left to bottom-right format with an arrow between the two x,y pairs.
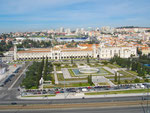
142,85 -> 150,113
64,77 -> 66,99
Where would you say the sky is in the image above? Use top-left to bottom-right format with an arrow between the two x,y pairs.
0,0 -> 150,33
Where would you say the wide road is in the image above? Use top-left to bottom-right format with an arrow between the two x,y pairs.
0,106 -> 145,113
0,62 -> 31,101
0,95 -> 145,105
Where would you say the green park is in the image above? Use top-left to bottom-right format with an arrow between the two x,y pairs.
21,54 -> 150,90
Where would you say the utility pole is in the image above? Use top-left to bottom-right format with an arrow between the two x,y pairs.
146,86 -> 149,113
64,77 -> 66,99
142,85 -> 150,113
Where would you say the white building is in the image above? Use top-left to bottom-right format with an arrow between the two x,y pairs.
98,46 -> 137,59
59,27 -> 64,33
75,28 -> 80,35
0,64 -> 8,75
80,28 -> 85,34
65,28 -> 71,34
14,44 -> 137,60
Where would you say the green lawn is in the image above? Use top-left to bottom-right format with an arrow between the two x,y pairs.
118,70 -> 134,78
43,85 -> 56,88
57,73 -> 64,81
48,73 -> 55,84
105,76 -> 114,79
85,89 -> 149,95
107,64 -> 121,68
101,67 -> 113,75
57,72 -> 87,81
106,70 -> 136,81
65,78 -> 87,81
23,94 -> 55,97
29,86 -> 38,89
63,64 -> 77,68
69,67 -> 112,77
106,64 -> 115,69
44,82 -> 92,88
113,64 -> 121,68
68,69 -> 76,77
56,66 -> 61,71
79,63 -> 84,66
70,83 -> 92,87
126,70 -> 138,76
99,82 -> 110,86
111,78 -> 145,85
88,63 -> 100,67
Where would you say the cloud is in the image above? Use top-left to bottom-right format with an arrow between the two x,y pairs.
0,0 -> 150,32
0,0 -> 89,14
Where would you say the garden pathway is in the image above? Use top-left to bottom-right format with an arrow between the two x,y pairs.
92,76 -> 115,86
53,66 -> 59,84
61,68 -> 72,79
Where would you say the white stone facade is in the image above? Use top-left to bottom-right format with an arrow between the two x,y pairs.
98,46 -> 137,59
14,45 -> 137,60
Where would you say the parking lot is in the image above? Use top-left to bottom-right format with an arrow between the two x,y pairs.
21,83 -> 148,96
0,65 -> 22,87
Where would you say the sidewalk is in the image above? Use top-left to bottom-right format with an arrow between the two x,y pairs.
53,66 -> 59,84
18,92 -> 146,100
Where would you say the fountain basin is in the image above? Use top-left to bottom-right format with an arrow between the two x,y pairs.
79,67 -> 99,74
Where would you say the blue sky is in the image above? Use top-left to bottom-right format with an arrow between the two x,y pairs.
0,0 -> 150,33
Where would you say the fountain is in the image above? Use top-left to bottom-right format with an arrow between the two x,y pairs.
79,67 -> 99,74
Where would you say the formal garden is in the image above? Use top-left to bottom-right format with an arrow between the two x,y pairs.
21,54 -> 150,89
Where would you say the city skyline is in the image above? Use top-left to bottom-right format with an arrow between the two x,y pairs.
0,0 -> 150,33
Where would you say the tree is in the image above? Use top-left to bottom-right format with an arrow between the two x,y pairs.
89,75 -> 93,86
131,62 -> 137,71
55,63 -> 61,67
102,61 -> 108,65
48,35 -> 52,38
0,52 -> 4,57
141,66 -> 146,77
16,39 -> 52,48
137,62 -> 141,73
134,78 -> 140,83
109,54 -> 150,78
114,72 -> 117,82
21,62 -> 42,89
110,58 -> 115,64
43,57 -> 48,80
36,75 -> 40,89
49,62 -> 53,72
145,79 -> 149,82
137,47 -> 142,56
88,75 -> 93,86
126,58 -> 131,70
79,82 -> 82,86
125,80 -> 129,84
0,40 -> 13,52
118,74 -> 121,84
41,56 -> 44,67
87,76 -> 90,84
87,56 -> 89,63
36,57 -> 44,88
71,56 -> 73,64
